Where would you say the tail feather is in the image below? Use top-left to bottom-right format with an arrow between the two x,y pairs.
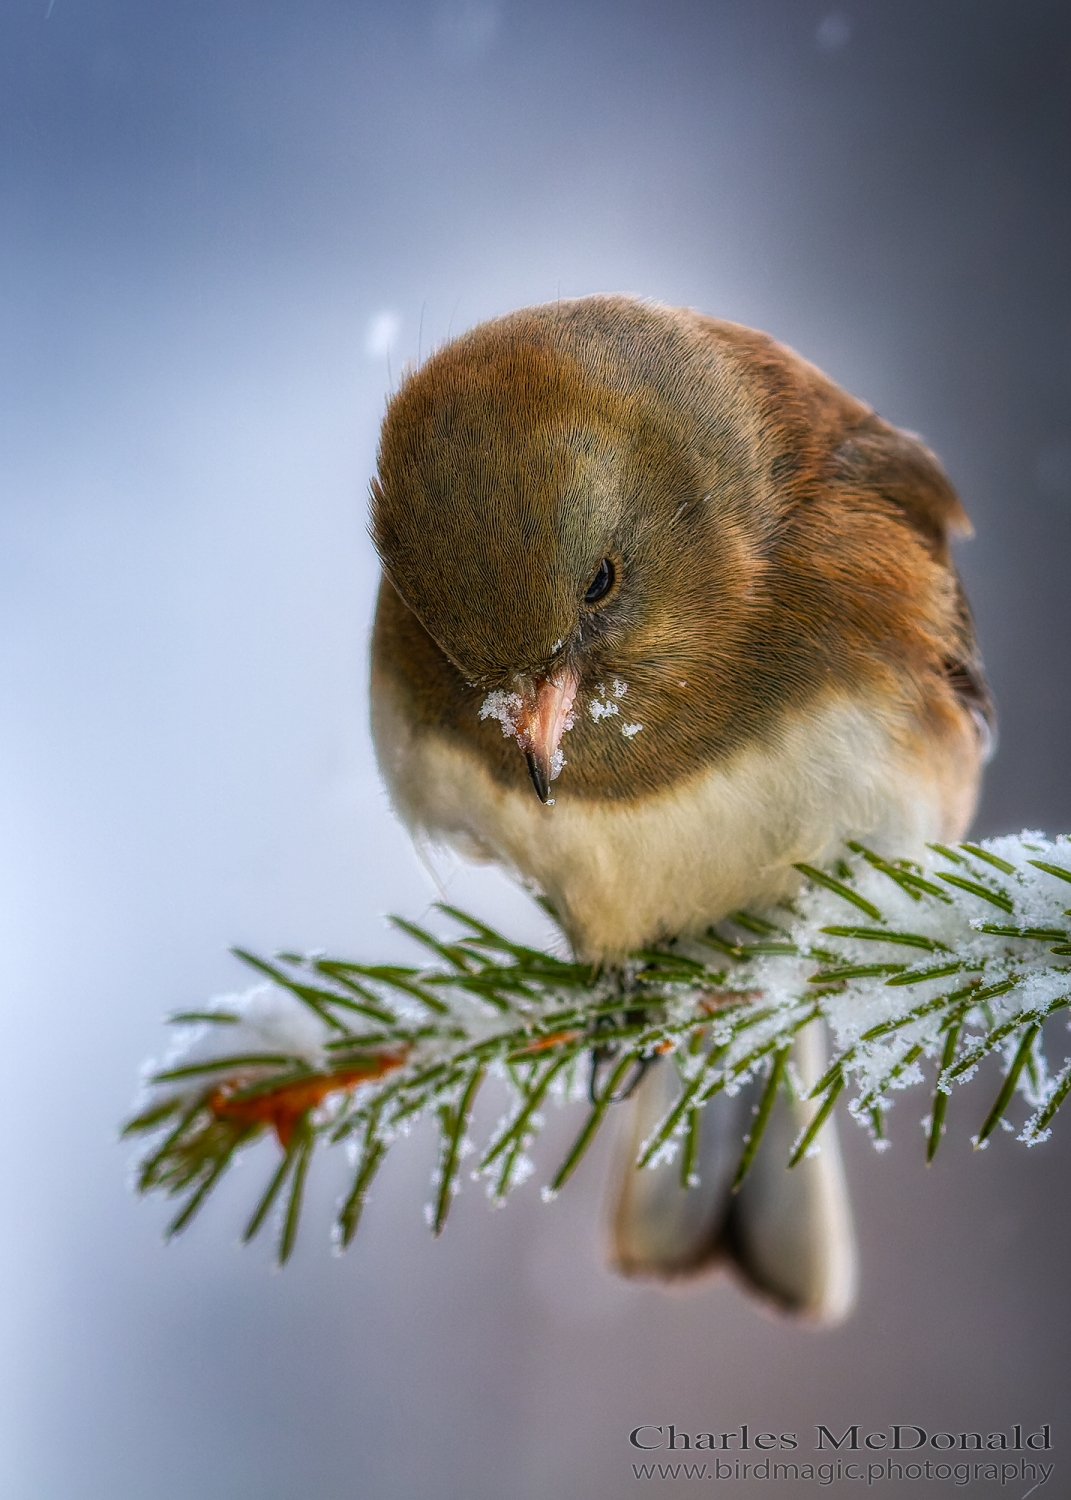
607,1023 -> 857,1323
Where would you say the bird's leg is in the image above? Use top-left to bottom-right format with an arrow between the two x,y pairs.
588,1008 -> 657,1106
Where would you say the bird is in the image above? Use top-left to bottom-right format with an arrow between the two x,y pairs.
367,295 -> 993,1322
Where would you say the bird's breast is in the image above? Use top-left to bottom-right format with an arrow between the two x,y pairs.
371,671 -> 981,961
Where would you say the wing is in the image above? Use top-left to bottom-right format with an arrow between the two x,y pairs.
690,316 -> 996,769
829,412 -> 996,755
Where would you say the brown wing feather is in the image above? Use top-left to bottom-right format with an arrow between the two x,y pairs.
829,415 -> 971,561
825,413 -> 995,752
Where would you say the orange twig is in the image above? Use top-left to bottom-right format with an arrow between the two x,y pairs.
512,1029 -> 583,1056
209,1052 -> 408,1147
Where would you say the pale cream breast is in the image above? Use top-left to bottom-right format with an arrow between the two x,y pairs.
371,678 -> 983,960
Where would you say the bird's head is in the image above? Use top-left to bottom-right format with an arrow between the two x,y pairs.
370,296 -> 891,804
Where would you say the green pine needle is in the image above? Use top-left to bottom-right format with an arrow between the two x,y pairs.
732,1047 -> 789,1191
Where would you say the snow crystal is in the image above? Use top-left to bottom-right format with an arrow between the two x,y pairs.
589,681 -> 634,727
479,689 -> 524,737
726,832 -> 1071,1148
145,983 -> 332,1105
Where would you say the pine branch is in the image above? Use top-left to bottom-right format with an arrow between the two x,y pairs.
123,833 -> 1071,1263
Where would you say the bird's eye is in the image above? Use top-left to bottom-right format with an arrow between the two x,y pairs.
583,557 -> 615,607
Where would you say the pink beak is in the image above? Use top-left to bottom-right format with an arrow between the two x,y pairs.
515,668 -> 579,803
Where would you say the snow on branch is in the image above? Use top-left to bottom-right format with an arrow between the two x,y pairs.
123,834 -> 1071,1263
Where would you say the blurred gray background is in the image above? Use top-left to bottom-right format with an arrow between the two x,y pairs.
1,2 -> 1068,1497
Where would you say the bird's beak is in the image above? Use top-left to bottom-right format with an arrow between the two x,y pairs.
514,667 -> 579,804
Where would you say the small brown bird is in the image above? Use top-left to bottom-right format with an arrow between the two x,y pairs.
368,296 -> 993,1321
